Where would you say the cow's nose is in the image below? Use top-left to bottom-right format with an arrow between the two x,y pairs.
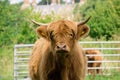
56,44 -> 66,50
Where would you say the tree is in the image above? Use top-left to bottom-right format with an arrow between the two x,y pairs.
74,0 -> 120,40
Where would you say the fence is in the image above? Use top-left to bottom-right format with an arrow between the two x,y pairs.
14,41 -> 120,80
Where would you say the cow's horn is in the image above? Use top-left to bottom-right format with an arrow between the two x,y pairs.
31,20 -> 46,26
78,16 -> 91,26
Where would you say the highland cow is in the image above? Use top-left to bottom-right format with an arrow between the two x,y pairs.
29,17 -> 91,80
85,50 -> 102,75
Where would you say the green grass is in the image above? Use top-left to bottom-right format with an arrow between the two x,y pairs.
0,44 -> 120,80
0,46 -> 13,80
85,71 -> 120,80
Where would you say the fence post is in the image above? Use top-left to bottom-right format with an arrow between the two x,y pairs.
14,46 -> 17,80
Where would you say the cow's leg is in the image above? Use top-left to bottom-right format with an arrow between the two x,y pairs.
29,67 -> 39,80
91,63 -> 98,75
89,69 -> 95,75
96,69 -> 101,74
96,63 -> 102,74
88,69 -> 91,74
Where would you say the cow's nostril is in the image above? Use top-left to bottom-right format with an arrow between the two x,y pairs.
63,45 -> 66,48
57,45 -> 60,49
56,44 -> 66,50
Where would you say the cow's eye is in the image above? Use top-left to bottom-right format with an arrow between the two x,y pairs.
67,30 -> 75,38
69,33 -> 73,38
67,33 -> 74,39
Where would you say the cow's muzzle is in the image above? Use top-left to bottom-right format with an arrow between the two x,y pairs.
55,43 -> 69,53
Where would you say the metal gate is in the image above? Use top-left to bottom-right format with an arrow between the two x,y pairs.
14,41 -> 120,80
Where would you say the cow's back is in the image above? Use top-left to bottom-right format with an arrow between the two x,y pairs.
94,50 -> 102,61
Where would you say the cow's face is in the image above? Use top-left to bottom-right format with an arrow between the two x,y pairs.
47,21 -> 77,54
85,50 -> 95,60
34,17 -> 90,55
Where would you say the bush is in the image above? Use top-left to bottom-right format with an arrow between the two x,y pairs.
1,0 -> 120,47
0,0 -> 36,46
73,0 -> 120,40
0,0 -> 62,47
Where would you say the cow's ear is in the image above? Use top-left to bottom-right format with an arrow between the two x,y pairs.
76,16 -> 91,40
36,25 -> 48,38
76,24 -> 90,40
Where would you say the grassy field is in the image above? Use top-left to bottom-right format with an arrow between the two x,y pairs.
86,72 -> 120,80
0,43 -> 120,80
0,46 -> 13,80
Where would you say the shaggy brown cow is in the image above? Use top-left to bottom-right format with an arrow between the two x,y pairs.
29,17 -> 91,80
85,50 -> 102,75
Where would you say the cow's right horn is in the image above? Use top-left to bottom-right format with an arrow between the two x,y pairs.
31,20 -> 46,26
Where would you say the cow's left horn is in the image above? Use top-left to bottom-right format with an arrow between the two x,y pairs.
31,20 -> 46,26
78,16 -> 91,26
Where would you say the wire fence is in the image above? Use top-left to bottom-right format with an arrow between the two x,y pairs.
14,41 -> 120,80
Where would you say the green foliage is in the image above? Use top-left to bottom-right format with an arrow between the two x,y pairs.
73,0 -> 120,40
0,0 -> 62,47
1,0 -> 119,47
0,1 -> 49,47
0,1 -> 36,46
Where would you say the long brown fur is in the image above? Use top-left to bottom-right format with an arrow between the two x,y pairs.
29,19 -> 90,80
